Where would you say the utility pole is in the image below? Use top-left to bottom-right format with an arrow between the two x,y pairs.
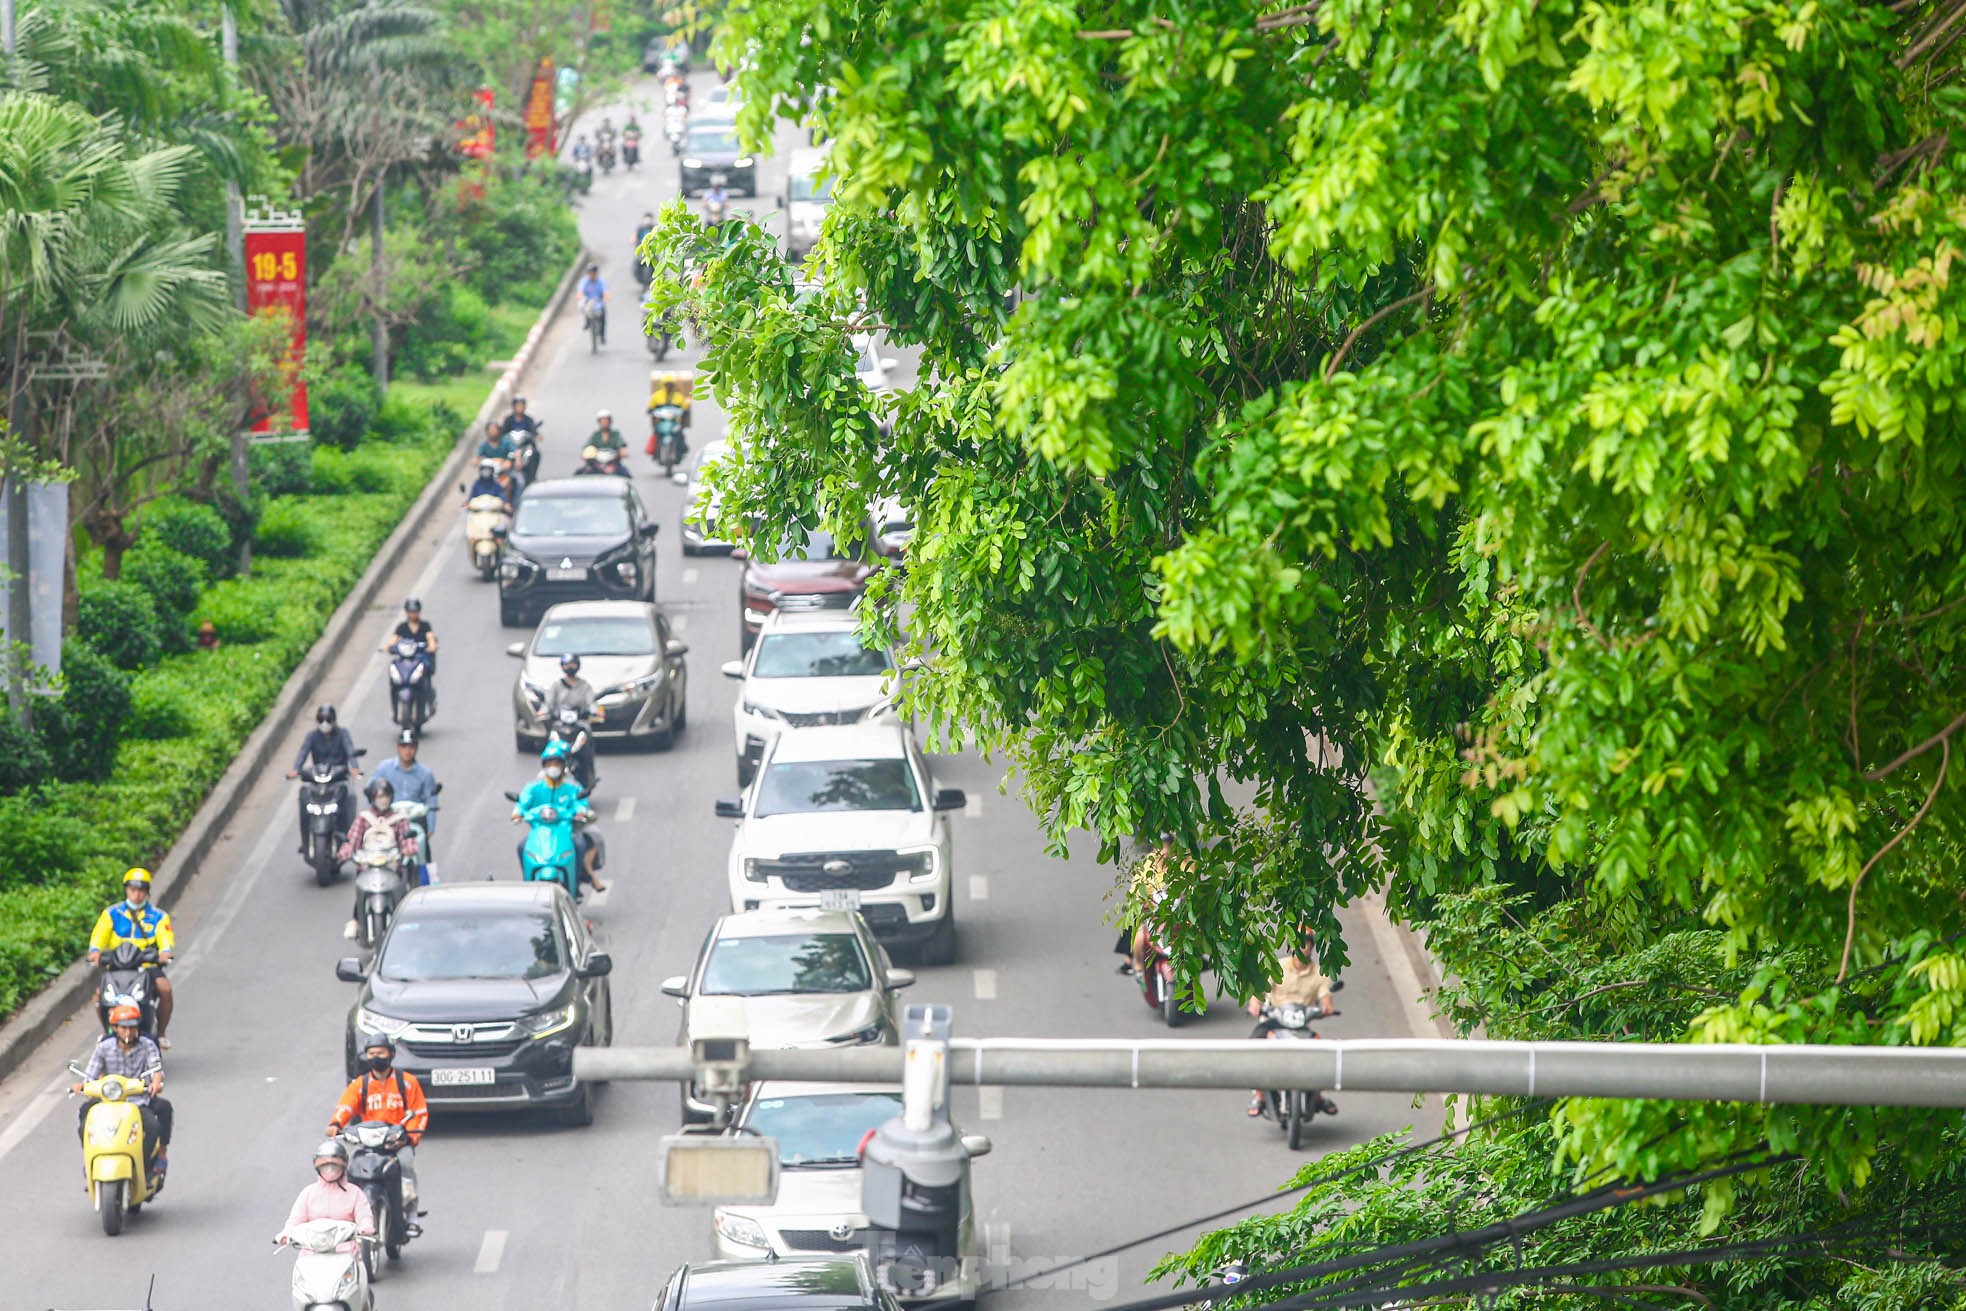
221,2 -> 252,574
371,179 -> 388,399
1,0 -> 15,57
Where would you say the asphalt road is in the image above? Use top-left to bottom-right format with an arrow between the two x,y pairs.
0,71 -> 1442,1311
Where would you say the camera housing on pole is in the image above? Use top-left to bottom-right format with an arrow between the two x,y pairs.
861,1004 -> 992,1301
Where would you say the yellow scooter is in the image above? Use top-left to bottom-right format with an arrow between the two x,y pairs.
67,1062 -> 165,1235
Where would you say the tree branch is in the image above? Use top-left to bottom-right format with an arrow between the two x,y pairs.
1321,286 -> 1429,380
1572,540 -> 1611,651
1863,706 -> 1966,780
1838,736 -> 1949,983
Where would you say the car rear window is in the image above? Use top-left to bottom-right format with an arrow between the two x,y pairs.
701,933 -> 873,995
754,759 -> 921,816
752,630 -> 889,679
378,911 -> 563,981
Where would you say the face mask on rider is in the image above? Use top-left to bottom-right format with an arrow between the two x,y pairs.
366,1054 -> 391,1074
544,763 -> 564,781
317,1162 -> 345,1183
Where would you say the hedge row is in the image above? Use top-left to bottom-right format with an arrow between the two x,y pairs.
0,420 -> 459,1016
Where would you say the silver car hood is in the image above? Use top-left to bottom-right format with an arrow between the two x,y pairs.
691,992 -> 884,1048
523,653 -> 655,695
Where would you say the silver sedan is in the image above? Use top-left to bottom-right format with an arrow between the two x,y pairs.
508,599 -> 690,752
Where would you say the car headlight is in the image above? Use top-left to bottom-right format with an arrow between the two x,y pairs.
354,1007 -> 412,1039
734,156 -> 755,167
740,699 -> 784,722
898,845 -> 939,882
716,1210 -> 771,1249
519,1004 -> 578,1038
682,156 -> 704,167
827,1022 -> 885,1045
742,858 -> 768,883
622,672 -> 664,694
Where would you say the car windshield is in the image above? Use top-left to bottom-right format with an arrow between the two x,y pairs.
744,1091 -> 904,1167
790,174 -> 833,203
513,496 -> 628,538
755,759 -> 920,816
687,127 -> 740,154
534,615 -> 655,657
378,912 -> 563,981
701,933 -> 873,995
753,631 -> 890,679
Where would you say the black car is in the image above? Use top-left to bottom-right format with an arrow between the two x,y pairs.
336,883 -> 614,1125
679,120 -> 757,197
653,1257 -> 905,1311
499,477 -> 660,627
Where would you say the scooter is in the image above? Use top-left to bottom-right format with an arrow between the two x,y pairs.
341,1120 -> 414,1266
545,706 -> 599,791
1133,927 -> 1184,1027
504,787 -> 601,900
1255,993 -> 1342,1151
279,1218 -> 375,1311
297,752 -> 364,887
67,1062 -> 165,1236
597,140 -> 617,174
94,943 -> 161,1039
623,134 -> 642,169
651,404 -> 689,476
464,493 -> 512,581
511,423 -> 543,484
703,172 -> 730,227
664,103 -> 688,153
387,639 -> 433,733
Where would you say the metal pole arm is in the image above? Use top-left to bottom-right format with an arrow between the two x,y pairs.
574,1037 -> 1966,1109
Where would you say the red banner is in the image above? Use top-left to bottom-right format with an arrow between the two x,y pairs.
244,227 -> 309,435
524,57 -> 557,160
457,86 -> 495,158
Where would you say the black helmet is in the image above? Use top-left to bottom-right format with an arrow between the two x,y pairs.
365,777 -> 396,803
512,394 -> 528,408
396,727 -> 418,748
315,704 -> 337,726
404,596 -> 422,613
560,654 -> 582,675
360,1034 -> 397,1057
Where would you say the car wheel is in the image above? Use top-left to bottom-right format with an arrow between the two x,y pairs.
556,1080 -> 596,1127
672,692 -> 688,733
647,721 -> 675,752
918,911 -> 957,967
499,599 -> 526,628
681,539 -> 699,557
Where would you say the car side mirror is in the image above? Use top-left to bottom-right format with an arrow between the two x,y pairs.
640,522 -> 661,538
666,637 -> 690,656
884,967 -> 916,990
933,787 -> 967,813
577,952 -> 614,978
720,660 -> 745,680
714,796 -> 744,819
661,974 -> 689,998
506,642 -> 527,657
961,1134 -> 993,1159
335,957 -> 367,983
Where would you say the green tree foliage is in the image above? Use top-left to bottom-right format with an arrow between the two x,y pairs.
660,0 -> 1966,1300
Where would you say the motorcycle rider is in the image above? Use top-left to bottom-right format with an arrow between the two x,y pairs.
87,868 -> 175,1047
278,1140 -> 376,1250
1244,933 -> 1337,1118
543,653 -> 603,787
336,778 -> 417,940
702,178 -> 730,226
1114,834 -> 1176,976
622,115 -> 644,167
500,394 -> 541,440
287,704 -> 361,850
512,742 -> 605,893
383,596 -> 439,704
588,408 -> 628,460
465,458 -> 516,515
327,1036 -> 427,1240
575,443 -> 627,477
633,212 -> 657,289
578,263 -> 608,344
370,728 -> 441,874
597,115 -> 617,149
72,1004 -> 170,1178
571,133 -> 595,175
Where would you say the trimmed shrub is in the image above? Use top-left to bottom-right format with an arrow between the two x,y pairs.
371,394 -> 432,444
0,795 -> 91,890
121,542 -> 209,654
125,674 -> 195,741
396,283 -> 496,380
310,446 -> 357,495
345,447 -> 397,493
0,714 -> 53,794
144,498 -> 233,580
252,441 -> 313,497
77,579 -> 162,671
253,501 -> 323,558
193,581 -> 287,645
45,640 -> 132,782
311,369 -> 380,450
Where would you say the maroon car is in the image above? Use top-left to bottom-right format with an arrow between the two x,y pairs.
737,527 -> 871,651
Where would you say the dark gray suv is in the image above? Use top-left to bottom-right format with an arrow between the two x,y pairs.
498,477 -> 660,627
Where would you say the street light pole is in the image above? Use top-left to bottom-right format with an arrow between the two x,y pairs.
1,0 -> 15,57
221,2 -> 252,574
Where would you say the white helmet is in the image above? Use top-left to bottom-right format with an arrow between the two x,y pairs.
595,408 -> 612,421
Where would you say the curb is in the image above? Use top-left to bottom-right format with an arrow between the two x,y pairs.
0,248 -> 591,1084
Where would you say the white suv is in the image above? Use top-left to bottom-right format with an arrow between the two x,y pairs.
717,724 -> 964,965
722,611 -> 901,785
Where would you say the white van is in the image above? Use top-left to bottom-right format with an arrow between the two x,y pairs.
783,145 -> 833,261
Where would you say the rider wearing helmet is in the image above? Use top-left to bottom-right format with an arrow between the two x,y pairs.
87,867 -> 176,1047
72,1003 -> 171,1174
542,653 -> 601,785
336,778 -> 417,939
383,596 -> 439,703
286,704 -> 361,850
466,457 -> 516,513
512,743 -> 605,893
587,408 -> 628,459
326,1035 -> 428,1240
277,1139 -> 376,1248
369,727 -> 441,872
500,394 -> 540,439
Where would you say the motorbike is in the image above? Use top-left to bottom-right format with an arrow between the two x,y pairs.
651,403 -> 688,476
504,787 -> 600,901
95,943 -> 162,1039
703,173 -> 731,227
597,140 -> 617,174
623,135 -> 642,169
664,104 -> 688,152
645,298 -> 675,360
1255,992 -> 1342,1151
351,804 -> 425,950
279,1218 -> 375,1311
464,492 -> 512,581
1133,926 -> 1184,1027
386,639 -> 433,733
341,1120 -> 413,1265
545,705 -> 599,791
297,752 -> 363,887
67,1062 -> 165,1236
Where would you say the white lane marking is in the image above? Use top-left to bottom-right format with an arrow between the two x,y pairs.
977,1086 -> 1003,1121
615,796 -> 637,822
968,876 -> 989,902
682,568 -> 700,586
963,793 -> 982,818
671,613 -> 689,631
972,969 -> 997,1000
475,1229 -> 509,1274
